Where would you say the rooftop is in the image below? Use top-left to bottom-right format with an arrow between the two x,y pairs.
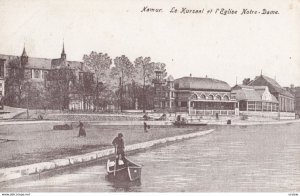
174,76 -> 231,91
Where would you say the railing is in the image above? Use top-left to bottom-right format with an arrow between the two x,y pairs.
190,109 -> 235,116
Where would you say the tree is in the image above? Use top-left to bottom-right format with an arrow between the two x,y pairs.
46,67 -> 76,110
4,58 -> 25,106
134,57 -> 155,112
83,52 -> 112,111
83,52 -> 112,82
21,80 -> 46,117
242,78 -> 251,85
111,55 -> 134,111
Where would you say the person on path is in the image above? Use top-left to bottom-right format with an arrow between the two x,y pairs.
144,122 -> 148,133
112,133 -> 127,166
77,121 -> 86,137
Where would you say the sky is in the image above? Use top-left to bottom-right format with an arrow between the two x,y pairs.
0,0 -> 299,87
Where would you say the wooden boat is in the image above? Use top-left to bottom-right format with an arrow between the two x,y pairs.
106,158 -> 142,182
173,120 -> 208,127
185,121 -> 208,126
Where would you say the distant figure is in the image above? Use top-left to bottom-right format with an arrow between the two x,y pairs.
143,113 -> 150,120
77,121 -> 86,137
112,133 -> 127,166
144,122 -> 148,133
177,115 -> 181,122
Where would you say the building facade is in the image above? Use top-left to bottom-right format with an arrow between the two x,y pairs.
244,75 -> 296,119
284,85 -> 300,118
248,75 -> 295,113
296,87 -> 300,117
231,85 -> 279,119
153,74 -> 237,116
0,44 -> 93,110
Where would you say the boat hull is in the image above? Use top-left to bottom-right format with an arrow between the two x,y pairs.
106,158 -> 142,182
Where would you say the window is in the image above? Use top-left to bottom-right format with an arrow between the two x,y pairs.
181,101 -> 187,107
223,95 -> 229,100
34,70 -> 40,78
191,94 -> 197,100
0,62 -> 4,78
267,102 -> 272,111
207,95 -> 214,100
215,95 -> 221,100
262,102 -> 267,111
255,102 -> 262,111
79,72 -> 84,81
248,101 -> 255,111
200,94 -> 206,99
42,71 -> 48,79
272,103 -> 277,111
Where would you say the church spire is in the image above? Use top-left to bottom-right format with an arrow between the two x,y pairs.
61,40 -> 66,60
21,44 -> 28,57
21,44 -> 28,66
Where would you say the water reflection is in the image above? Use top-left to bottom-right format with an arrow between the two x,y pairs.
108,179 -> 142,192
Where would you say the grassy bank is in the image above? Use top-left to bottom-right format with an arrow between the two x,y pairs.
0,122 -> 211,168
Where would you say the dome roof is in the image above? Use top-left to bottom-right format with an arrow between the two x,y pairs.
174,77 -> 231,91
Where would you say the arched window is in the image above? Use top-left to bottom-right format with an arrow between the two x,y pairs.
190,94 -> 197,100
208,95 -> 214,100
223,95 -> 229,100
215,95 -> 221,100
200,94 -> 206,99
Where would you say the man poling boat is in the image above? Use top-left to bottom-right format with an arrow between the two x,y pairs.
106,133 -> 142,182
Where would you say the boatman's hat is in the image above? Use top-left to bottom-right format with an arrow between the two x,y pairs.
118,133 -> 123,137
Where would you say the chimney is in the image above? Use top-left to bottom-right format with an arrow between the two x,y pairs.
190,73 -> 192,77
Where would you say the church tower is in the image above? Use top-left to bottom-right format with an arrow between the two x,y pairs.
61,42 -> 66,60
21,45 -> 28,66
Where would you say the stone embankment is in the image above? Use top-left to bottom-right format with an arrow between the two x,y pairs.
0,129 -> 214,183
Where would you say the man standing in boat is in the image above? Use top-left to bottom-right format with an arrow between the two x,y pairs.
112,133 -> 127,166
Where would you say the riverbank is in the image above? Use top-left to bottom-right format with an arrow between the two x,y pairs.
0,122 -> 212,168
1,119 -> 299,168
0,128 -> 215,183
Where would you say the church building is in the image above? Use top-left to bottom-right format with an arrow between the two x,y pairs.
0,43 -> 93,110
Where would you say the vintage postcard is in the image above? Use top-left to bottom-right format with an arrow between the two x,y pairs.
0,0 -> 299,194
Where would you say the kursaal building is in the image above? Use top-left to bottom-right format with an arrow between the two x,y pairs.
153,71 -> 295,120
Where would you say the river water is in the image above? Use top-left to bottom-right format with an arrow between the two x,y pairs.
1,123 -> 300,192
